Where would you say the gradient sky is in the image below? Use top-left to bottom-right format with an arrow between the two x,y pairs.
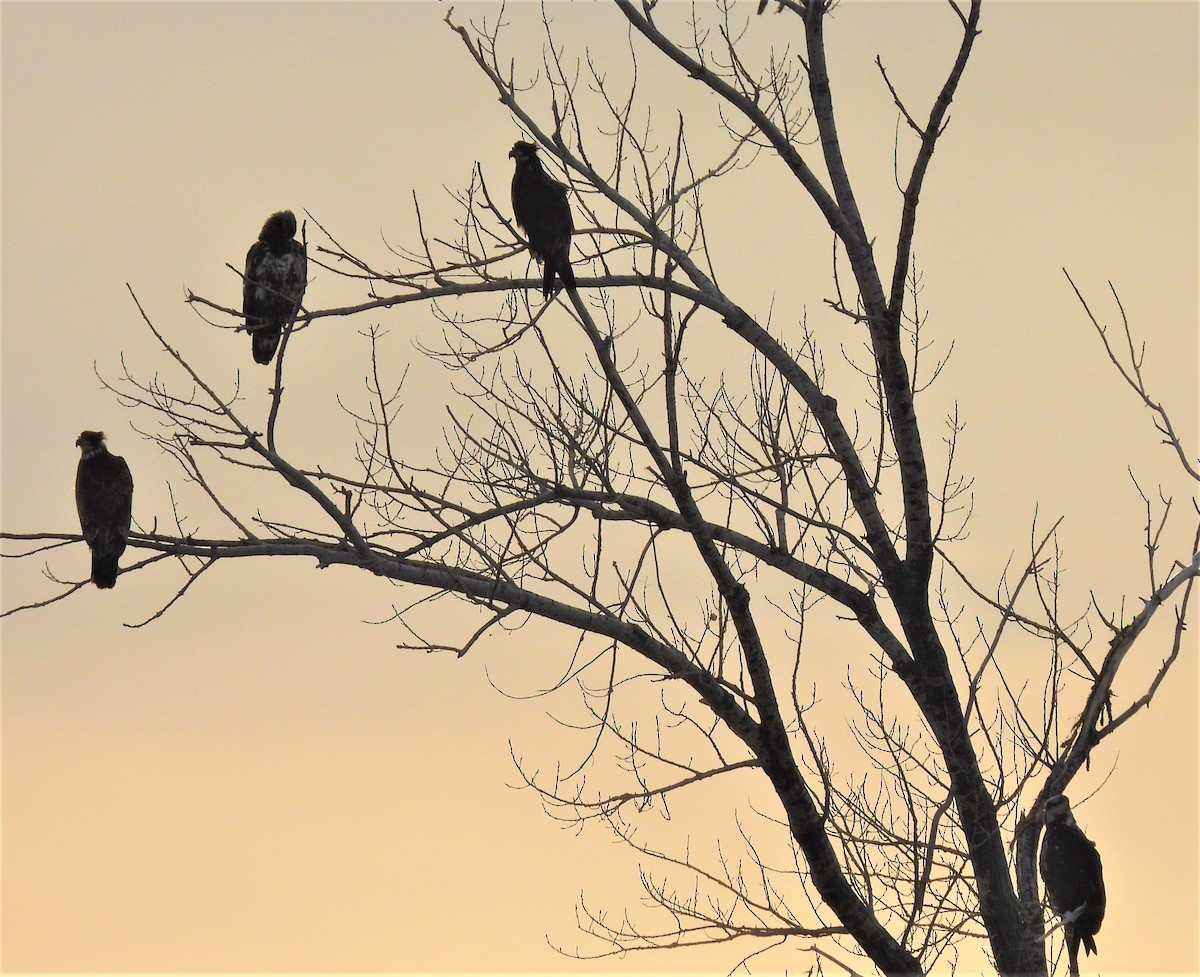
2,2 -> 1197,974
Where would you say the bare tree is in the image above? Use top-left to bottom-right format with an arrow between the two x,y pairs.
4,2 -> 1196,974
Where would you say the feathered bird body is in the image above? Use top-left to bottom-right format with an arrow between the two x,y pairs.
509,141 -> 576,299
75,431 -> 134,589
1040,795 -> 1105,975
243,210 -> 307,365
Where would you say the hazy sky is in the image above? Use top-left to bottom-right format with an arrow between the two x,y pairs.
2,2 -> 1197,974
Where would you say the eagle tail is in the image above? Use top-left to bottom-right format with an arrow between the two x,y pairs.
1081,933 -> 1098,957
91,551 -> 119,589
558,256 -> 577,293
1066,931 -> 1082,977
543,253 -> 576,299
252,323 -> 282,365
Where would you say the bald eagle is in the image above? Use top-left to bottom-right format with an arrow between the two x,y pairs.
1040,794 -> 1106,976
244,210 -> 307,365
75,431 -> 134,589
509,141 -> 576,299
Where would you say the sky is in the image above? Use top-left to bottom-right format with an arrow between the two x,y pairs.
2,1 -> 1197,974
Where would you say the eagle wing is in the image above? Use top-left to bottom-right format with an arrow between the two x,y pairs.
243,238 -> 270,325
1040,824 -> 1106,924
512,171 -> 572,262
512,169 -> 575,296
244,239 -> 307,364
76,452 -> 134,587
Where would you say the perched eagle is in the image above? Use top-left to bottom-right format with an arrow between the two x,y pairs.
243,209 -> 307,365
1040,794 -> 1106,976
509,141 -> 576,299
75,431 -> 134,589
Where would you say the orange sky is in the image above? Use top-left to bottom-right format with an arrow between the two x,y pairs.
2,2 -> 1197,974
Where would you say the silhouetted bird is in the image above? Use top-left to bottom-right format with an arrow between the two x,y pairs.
1040,794 -> 1106,977
243,210 -> 307,365
75,431 -> 134,589
509,141 -> 576,299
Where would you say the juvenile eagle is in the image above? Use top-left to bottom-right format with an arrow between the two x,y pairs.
509,141 -> 576,299
243,209 -> 307,365
75,431 -> 134,589
1040,794 -> 1106,976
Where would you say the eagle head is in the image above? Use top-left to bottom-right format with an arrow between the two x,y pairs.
509,141 -> 540,163
260,210 -> 298,244
76,430 -> 106,458
1043,794 -> 1077,827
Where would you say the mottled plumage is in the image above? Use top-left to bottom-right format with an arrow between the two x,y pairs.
243,210 -> 307,365
509,141 -> 576,299
75,431 -> 134,589
1040,795 -> 1105,976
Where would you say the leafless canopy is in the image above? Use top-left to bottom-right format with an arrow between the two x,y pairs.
5,2 -> 1196,975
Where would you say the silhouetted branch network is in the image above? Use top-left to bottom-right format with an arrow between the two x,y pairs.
4,2 -> 1196,975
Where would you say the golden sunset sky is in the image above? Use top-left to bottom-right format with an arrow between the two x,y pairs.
2,2 -> 1196,974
